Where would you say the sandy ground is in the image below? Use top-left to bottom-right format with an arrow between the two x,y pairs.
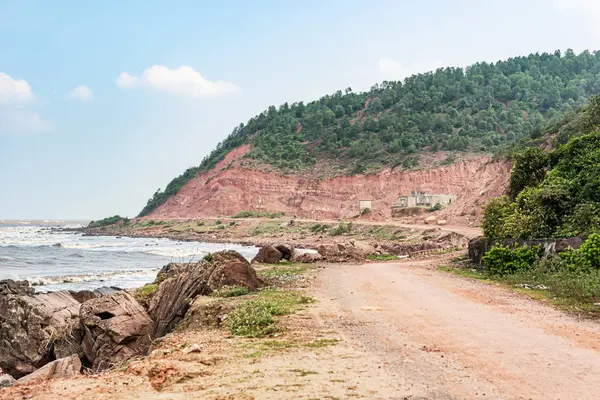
317,260 -> 600,399
2,259 -> 599,400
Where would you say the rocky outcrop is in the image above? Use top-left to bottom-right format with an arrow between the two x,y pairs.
0,374 -> 15,388
149,250 -> 263,338
15,355 -> 81,385
317,242 -> 370,262
177,297 -> 241,331
252,245 -> 282,264
80,292 -> 153,371
0,281 -> 82,378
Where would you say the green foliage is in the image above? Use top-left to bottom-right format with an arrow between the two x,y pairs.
428,202 -> 442,212
232,210 -> 285,219
203,253 -> 214,262
508,147 -> 549,199
211,285 -> 250,298
482,243 -> 540,276
484,103 -> 600,239
366,254 -> 398,261
215,220 -> 222,225
134,284 -> 158,305
226,290 -> 313,337
360,208 -> 371,215
309,223 -> 329,233
560,234 -> 600,271
329,221 -> 352,236
139,50 -> 600,217
87,215 -> 125,228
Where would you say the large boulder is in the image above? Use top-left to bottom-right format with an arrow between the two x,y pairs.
15,355 -> 81,385
252,245 -> 282,264
0,281 -> 82,378
350,240 -> 376,256
317,243 -> 364,262
274,244 -> 294,261
80,291 -> 153,371
149,250 -> 263,338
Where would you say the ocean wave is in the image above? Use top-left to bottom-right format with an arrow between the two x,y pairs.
29,268 -> 161,286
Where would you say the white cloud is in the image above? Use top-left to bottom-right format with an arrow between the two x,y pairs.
379,57 -> 445,81
68,85 -> 93,102
556,0 -> 600,37
0,109 -> 52,135
0,72 -> 34,103
115,65 -> 241,98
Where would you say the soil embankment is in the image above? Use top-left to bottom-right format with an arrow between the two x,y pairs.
148,153 -> 511,224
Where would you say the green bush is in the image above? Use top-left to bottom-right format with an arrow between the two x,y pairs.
211,285 -> 249,298
232,210 -> 284,219
329,221 -> 352,236
428,202 -> 442,212
87,215 -> 125,228
360,208 -> 371,215
215,220 -> 222,225
310,224 -> 328,233
560,233 -> 600,271
482,243 -> 540,276
226,300 -> 277,337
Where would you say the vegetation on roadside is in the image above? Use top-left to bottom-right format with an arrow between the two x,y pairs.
483,95 -> 600,240
211,285 -> 250,298
138,49 -> 600,217
226,289 -> 313,337
232,210 -> 285,219
366,254 -> 398,261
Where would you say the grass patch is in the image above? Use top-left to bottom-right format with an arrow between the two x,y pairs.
249,221 -> 285,236
305,338 -> 341,348
309,223 -> 329,233
134,284 -> 158,305
439,264 -> 600,318
211,285 -> 250,298
366,254 -> 398,261
329,221 -> 352,236
258,264 -> 312,280
226,289 -> 314,337
232,210 -> 285,219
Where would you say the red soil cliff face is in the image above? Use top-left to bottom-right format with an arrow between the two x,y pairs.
149,149 -> 512,221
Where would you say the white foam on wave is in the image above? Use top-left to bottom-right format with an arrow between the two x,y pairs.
29,268 -> 161,286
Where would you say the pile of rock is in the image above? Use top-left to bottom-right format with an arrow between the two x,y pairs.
0,250 -> 263,387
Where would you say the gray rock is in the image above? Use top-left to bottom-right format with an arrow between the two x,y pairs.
252,245 -> 283,264
0,285 -> 82,378
15,355 -> 81,385
80,291 -> 152,371
149,250 -> 263,338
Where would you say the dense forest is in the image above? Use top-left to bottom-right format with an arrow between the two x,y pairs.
139,49 -> 600,217
483,94 -> 600,240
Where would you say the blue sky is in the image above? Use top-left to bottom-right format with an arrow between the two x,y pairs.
1,0 -> 599,219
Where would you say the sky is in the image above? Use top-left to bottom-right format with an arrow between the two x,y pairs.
1,0 -> 599,219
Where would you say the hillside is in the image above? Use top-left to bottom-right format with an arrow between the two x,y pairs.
139,49 -> 600,219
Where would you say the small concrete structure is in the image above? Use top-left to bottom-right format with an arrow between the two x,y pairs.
359,200 -> 372,212
393,191 -> 457,214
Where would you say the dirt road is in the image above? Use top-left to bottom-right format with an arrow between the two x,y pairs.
316,260 -> 600,399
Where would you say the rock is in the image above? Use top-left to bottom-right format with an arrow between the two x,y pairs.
153,263 -> 192,284
317,243 -> 363,262
274,244 -> 294,261
468,236 -> 488,265
182,344 -> 202,354
15,355 -> 81,385
424,216 -> 437,225
0,284 -> 82,378
252,245 -> 282,264
291,252 -> 323,263
178,297 -> 240,331
149,251 -> 263,338
0,374 -> 15,388
436,219 -> 448,226
80,292 -> 153,371
69,290 -> 100,303
350,240 -> 376,256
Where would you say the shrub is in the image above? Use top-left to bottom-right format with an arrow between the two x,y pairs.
211,285 -> 249,298
310,224 -> 328,233
560,233 -> 600,271
232,210 -> 285,219
215,220 -> 222,225
482,243 -> 540,276
360,208 -> 371,215
87,215 -> 124,228
428,202 -> 442,212
226,300 -> 277,337
330,221 -> 352,236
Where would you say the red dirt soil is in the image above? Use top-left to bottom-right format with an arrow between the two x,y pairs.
149,149 -> 512,222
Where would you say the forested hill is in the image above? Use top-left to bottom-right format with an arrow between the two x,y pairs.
138,49 -> 600,217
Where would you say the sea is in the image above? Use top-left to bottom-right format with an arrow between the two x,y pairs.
0,220 -> 259,293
